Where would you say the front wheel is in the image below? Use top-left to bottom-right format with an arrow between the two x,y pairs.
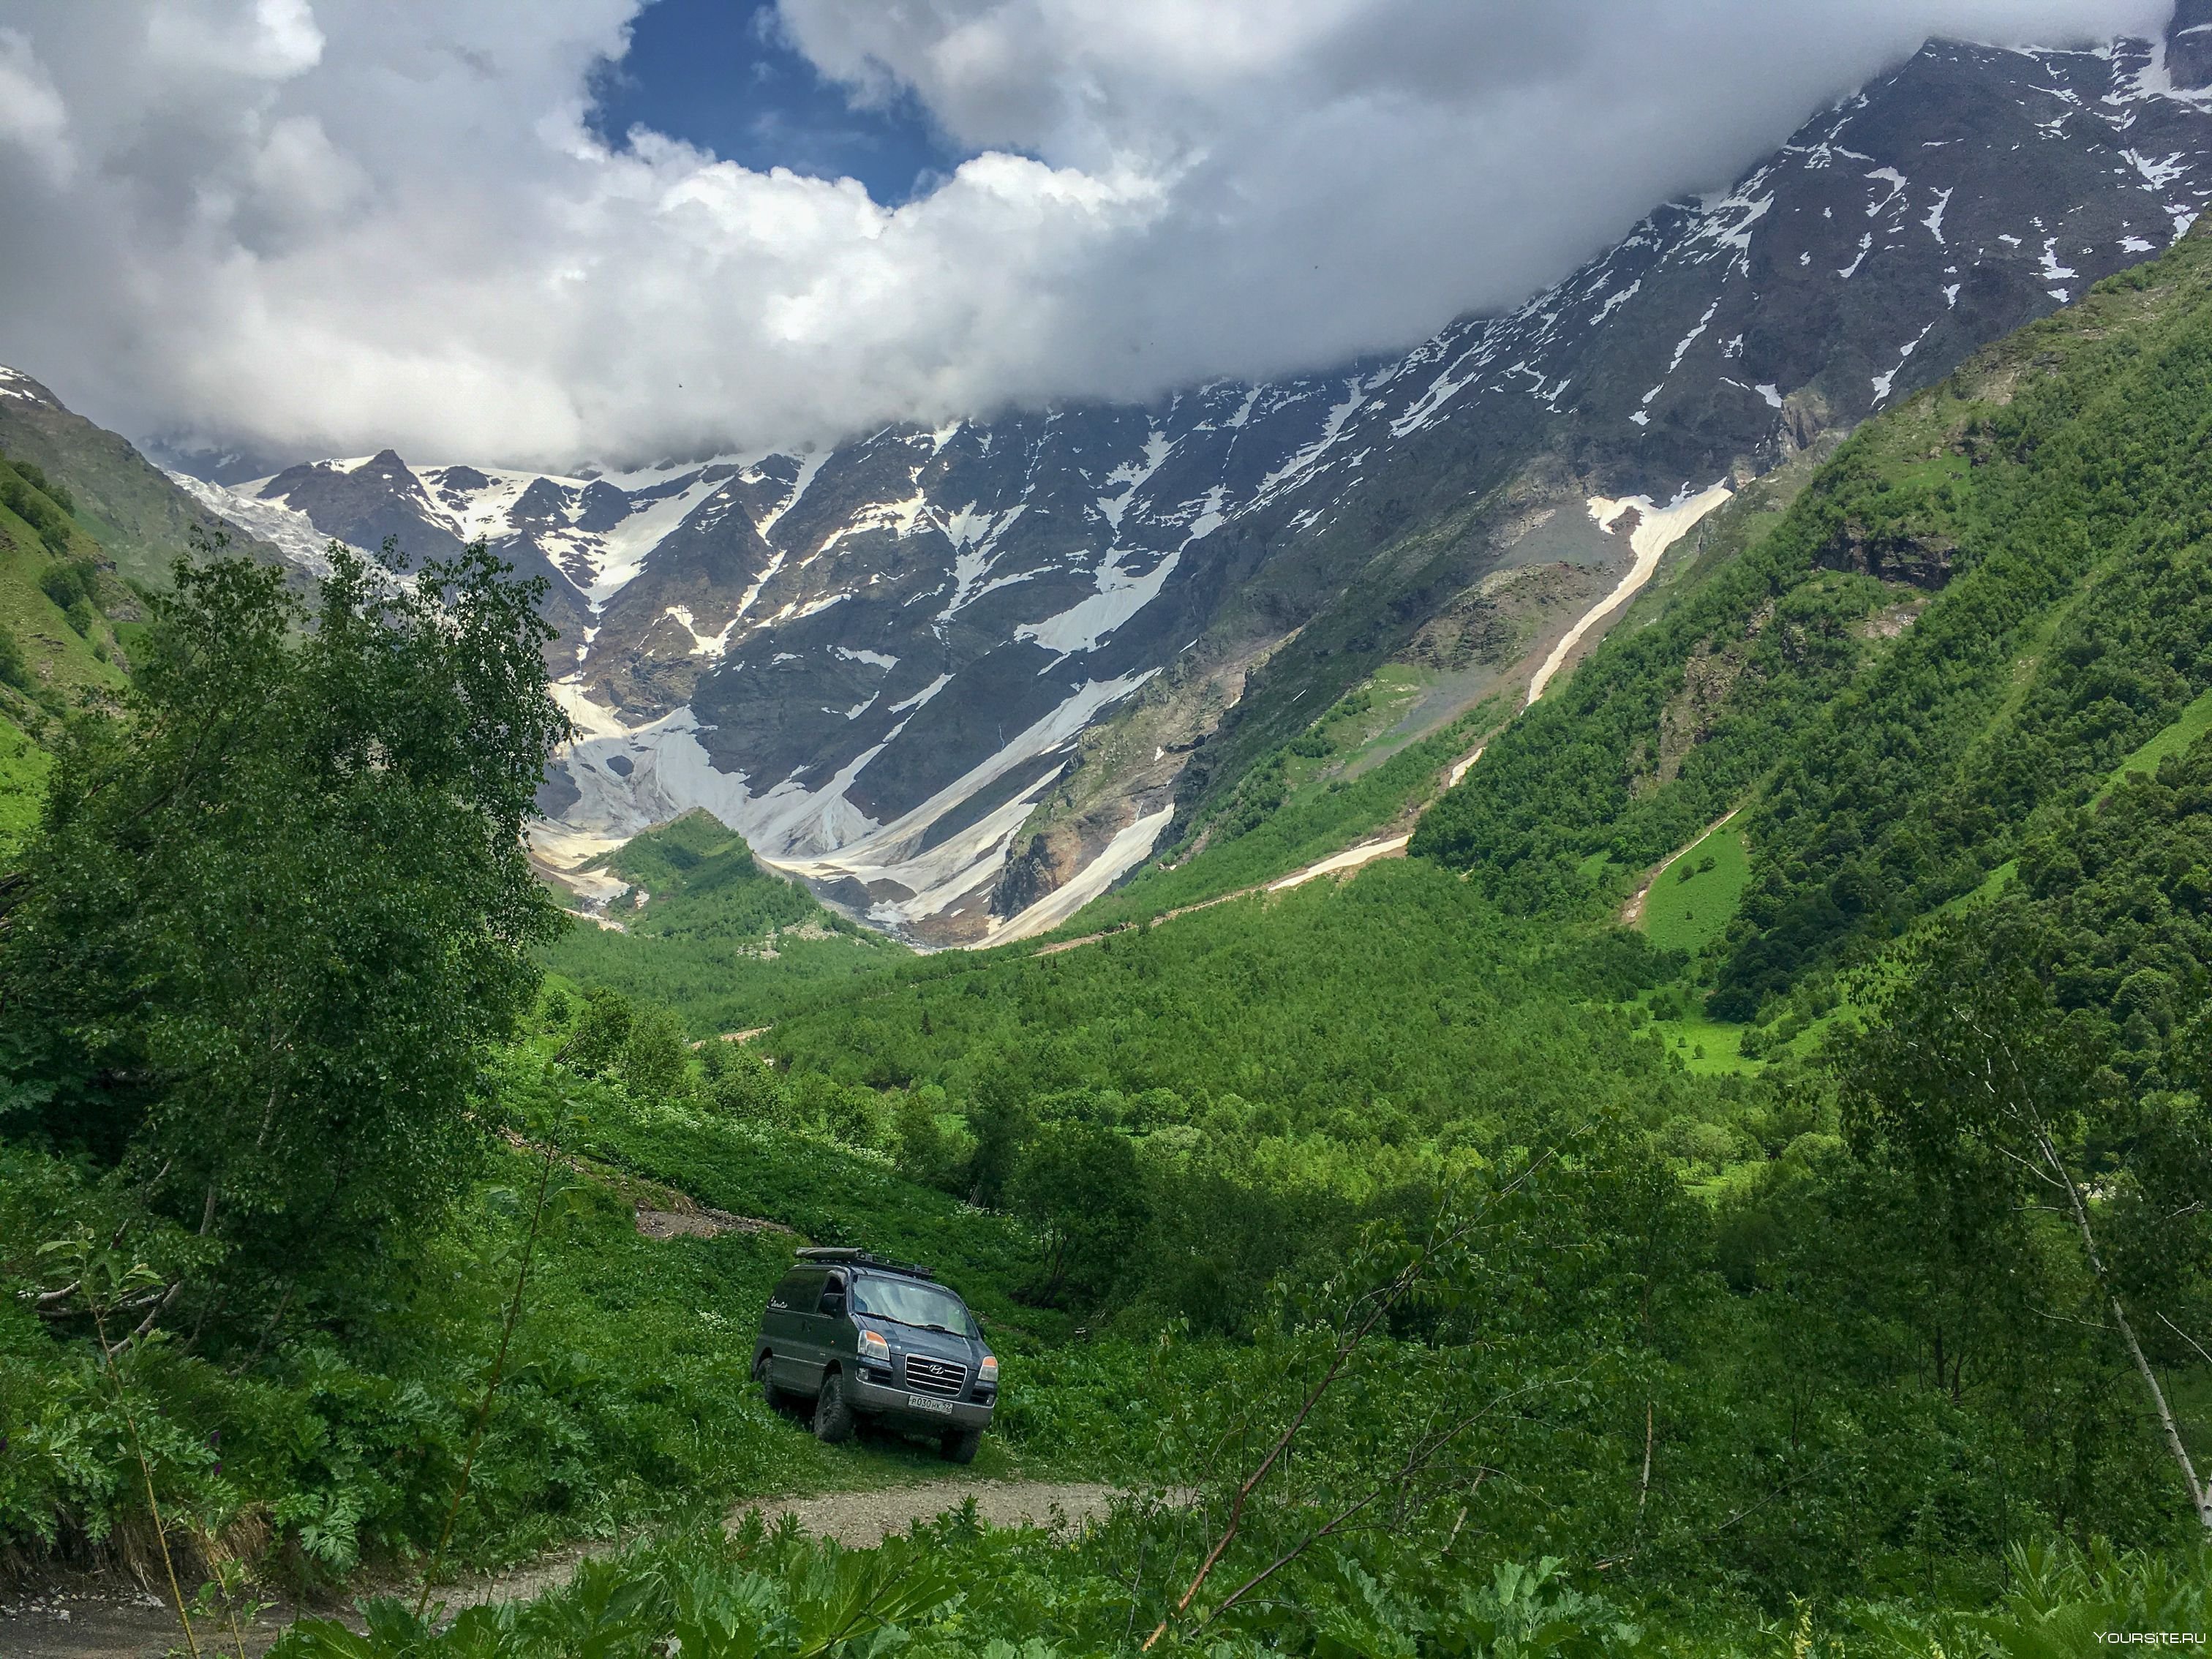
813,1371 -> 856,1443
940,1427 -> 982,1464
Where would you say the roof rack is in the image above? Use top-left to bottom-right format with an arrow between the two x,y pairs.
794,1246 -> 936,1280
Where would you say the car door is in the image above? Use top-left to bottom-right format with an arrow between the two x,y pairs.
767,1268 -> 822,1391
800,1270 -> 849,1392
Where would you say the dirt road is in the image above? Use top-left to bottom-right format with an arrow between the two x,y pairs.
1,1479 -> 1125,1659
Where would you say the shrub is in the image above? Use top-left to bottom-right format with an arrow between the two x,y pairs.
617,1003 -> 693,1102
0,625 -> 29,692
699,1041 -> 786,1122
560,988 -> 635,1077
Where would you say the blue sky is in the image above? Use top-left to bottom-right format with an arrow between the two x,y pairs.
589,0 -> 960,204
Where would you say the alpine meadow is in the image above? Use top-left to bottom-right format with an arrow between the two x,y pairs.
4,4 -> 2212,1657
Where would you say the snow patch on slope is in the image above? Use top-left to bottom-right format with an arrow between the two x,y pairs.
1020,544 -> 1181,656
588,470 -> 734,601
1525,484 -> 1734,704
993,806 -> 1178,942
169,471 -> 355,576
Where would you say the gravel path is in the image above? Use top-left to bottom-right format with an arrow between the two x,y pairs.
756,1477 -> 1118,1548
440,1478 -> 1121,1613
1,1478 -> 1126,1659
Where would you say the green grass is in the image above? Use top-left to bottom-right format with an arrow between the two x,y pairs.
1892,454 -> 1973,491
1640,826 -> 1749,955
1648,1009 -> 1753,1075
1298,663 -> 1432,772
0,712 -> 48,855
451,1144 -> 1038,1540
0,497 -> 127,712
488,1050 -> 1176,1480
1936,857 -> 2019,918
1631,823 -> 1757,1076
0,397 -> 269,590
1345,663 -> 1439,747
2096,682 -> 2212,802
492,1110 -> 1110,1500
503,1061 -> 1064,1344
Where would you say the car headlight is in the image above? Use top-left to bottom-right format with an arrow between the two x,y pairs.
978,1354 -> 998,1385
857,1329 -> 891,1365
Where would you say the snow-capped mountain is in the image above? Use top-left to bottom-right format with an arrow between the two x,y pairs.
181,12 -> 2212,947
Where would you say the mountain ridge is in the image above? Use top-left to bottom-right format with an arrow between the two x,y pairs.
124,16 -> 2212,947
1407,203 -> 2212,1066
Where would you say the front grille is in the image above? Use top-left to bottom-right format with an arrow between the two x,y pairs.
903,1354 -> 967,1398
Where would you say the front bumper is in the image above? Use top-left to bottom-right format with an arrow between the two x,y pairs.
847,1370 -> 996,1432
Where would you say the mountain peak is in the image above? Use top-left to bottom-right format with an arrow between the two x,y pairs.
0,365 -> 61,412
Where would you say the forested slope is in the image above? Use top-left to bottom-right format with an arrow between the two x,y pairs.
1416,217 -> 2212,1020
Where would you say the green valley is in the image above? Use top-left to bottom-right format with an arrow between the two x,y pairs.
541,810 -> 903,1034
6,128 -> 2212,1659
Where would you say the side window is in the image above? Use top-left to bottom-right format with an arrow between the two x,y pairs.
817,1271 -> 847,1316
770,1269 -> 818,1310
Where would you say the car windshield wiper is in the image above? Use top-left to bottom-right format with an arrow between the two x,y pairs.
854,1304 -> 968,1336
862,1309 -> 953,1331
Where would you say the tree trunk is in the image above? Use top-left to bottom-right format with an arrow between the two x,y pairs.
2042,1127 -> 2212,1532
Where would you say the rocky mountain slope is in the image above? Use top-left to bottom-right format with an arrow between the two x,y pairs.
172,11 -> 2212,947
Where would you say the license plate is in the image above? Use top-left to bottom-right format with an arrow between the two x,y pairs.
906,1393 -> 955,1415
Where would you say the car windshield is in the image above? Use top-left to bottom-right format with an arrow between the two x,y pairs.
851,1275 -> 977,1336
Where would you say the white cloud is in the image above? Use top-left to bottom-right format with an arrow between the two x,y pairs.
0,0 -> 2168,468
146,0 -> 326,80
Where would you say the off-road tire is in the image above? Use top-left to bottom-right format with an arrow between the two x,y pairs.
941,1426 -> 982,1464
813,1370 -> 856,1443
754,1351 -> 786,1410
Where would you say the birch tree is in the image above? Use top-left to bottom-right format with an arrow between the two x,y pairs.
1837,918 -> 2212,1533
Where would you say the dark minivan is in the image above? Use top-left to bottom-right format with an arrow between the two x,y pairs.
753,1247 -> 998,1462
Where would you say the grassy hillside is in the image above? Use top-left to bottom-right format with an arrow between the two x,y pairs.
0,377 -> 277,835
1639,824 -> 1749,957
1060,677 -> 1505,932
0,712 -> 48,854
2098,681 -> 2212,802
0,367 -> 281,589
0,451 -> 132,722
0,445 -> 165,862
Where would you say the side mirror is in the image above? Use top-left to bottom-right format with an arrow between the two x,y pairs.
820,1293 -> 846,1317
